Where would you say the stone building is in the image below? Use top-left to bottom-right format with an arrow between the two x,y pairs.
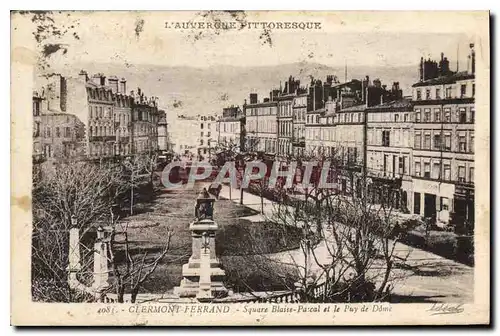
42,71 -> 159,160
410,45 -> 475,228
32,92 -> 44,165
244,93 -> 277,154
110,76 -> 133,156
131,88 -> 160,155
157,109 -> 172,153
292,92 -> 307,157
197,114 -> 218,159
366,95 -> 413,211
216,105 -> 245,151
170,115 -> 199,155
39,113 -> 86,160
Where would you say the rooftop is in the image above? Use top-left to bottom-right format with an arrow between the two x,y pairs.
412,71 -> 475,88
366,98 -> 413,111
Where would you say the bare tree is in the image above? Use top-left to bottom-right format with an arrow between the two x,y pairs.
31,160 -> 124,302
105,213 -> 175,303
121,154 -> 154,215
255,149 -> 411,303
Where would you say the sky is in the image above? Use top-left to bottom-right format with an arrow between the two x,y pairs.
14,11 -> 480,71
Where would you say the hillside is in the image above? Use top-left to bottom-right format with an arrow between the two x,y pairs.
43,61 -> 418,118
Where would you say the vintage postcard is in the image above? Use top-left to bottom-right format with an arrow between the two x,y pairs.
11,11 -> 490,326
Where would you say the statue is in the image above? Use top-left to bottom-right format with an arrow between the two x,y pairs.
195,188 -> 215,220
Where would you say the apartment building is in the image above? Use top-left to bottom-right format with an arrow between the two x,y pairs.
410,45 -> 475,228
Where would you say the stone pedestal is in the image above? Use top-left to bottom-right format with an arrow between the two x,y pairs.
92,227 -> 110,293
174,219 -> 228,299
67,226 -> 81,286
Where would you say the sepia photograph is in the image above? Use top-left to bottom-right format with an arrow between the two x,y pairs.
10,10 -> 490,326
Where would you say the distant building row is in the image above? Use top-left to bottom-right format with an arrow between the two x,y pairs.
215,44 -> 476,229
33,71 -> 172,167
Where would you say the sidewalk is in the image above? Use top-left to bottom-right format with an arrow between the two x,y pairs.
215,184 -> 473,303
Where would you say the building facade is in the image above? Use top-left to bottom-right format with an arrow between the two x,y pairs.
244,93 -> 277,154
410,45 -> 475,228
197,114 -> 218,159
292,93 -> 307,156
42,71 -> 160,160
170,115 -> 199,155
366,96 -> 413,211
131,88 -> 160,155
157,110 -> 172,153
216,106 -> 245,151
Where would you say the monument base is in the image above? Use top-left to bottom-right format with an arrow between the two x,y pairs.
173,256 -> 228,299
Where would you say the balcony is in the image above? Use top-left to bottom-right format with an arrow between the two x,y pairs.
291,136 -> 306,147
89,135 -> 116,142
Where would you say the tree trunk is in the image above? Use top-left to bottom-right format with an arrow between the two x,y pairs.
130,186 -> 134,215
131,287 -> 139,303
240,186 -> 244,205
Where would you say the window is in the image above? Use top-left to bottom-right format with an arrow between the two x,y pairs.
207,132 -> 211,137
404,113 -> 408,122
460,84 -> 467,98
424,162 -> 431,178
433,134 -> 441,150
200,139 -> 204,146
470,108 -> 475,123
444,109 -> 451,122
34,121 -> 40,137
444,164 -> 451,180
394,114 -> 399,122
55,127 -> 60,137
458,135 -> 467,152
434,108 -> 441,122
458,166 -> 466,182
444,134 -> 451,151
414,133 -> 421,149
398,157 -> 404,175
440,197 -> 449,211
65,127 -> 70,137
382,130 -> 390,147
201,132 -> 204,137
445,87 -> 452,98
416,90 -> 422,100
424,109 -> 431,122
472,84 -> 475,97
201,123 -> 204,129
436,88 -> 441,99
424,134 -> 431,149
316,115 -> 319,123
208,123 -> 211,129
426,89 -> 431,100
432,162 -> 440,179
415,162 -> 421,177
459,108 -> 467,123
416,112 -> 421,122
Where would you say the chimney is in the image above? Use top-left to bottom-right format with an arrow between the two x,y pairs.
92,73 -> 106,86
249,93 -> 258,104
107,76 -> 119,93
470,43 -> 475,74
120,78 -> 127,94
78,70 -> 88,83
419,57 -> 424,82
